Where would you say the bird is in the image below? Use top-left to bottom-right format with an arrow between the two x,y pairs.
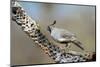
47,20 -> 84,50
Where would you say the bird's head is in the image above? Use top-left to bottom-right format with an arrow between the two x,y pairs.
47,20 -> 56,33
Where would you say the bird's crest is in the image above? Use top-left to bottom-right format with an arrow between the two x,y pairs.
51,20 -> 56,26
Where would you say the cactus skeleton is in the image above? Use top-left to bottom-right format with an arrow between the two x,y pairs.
11,1 -> 87,63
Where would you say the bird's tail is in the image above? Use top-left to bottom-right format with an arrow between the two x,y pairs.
71,40 -> 84,50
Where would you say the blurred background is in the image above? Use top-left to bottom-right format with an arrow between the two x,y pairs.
11,1 -> 95,66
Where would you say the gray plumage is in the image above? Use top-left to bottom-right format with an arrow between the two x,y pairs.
47,20 -> 84,50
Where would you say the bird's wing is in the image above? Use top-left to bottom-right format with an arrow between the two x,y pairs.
60,30 -> 75,39
61,33 -> 72,38
51,28 -> 76,41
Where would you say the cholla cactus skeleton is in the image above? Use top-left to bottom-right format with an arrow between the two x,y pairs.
11,1 -> 88,63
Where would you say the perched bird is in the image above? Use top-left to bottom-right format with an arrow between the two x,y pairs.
47,20 -> 84,50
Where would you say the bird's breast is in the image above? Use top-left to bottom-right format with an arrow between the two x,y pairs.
51,30 -> 67,42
